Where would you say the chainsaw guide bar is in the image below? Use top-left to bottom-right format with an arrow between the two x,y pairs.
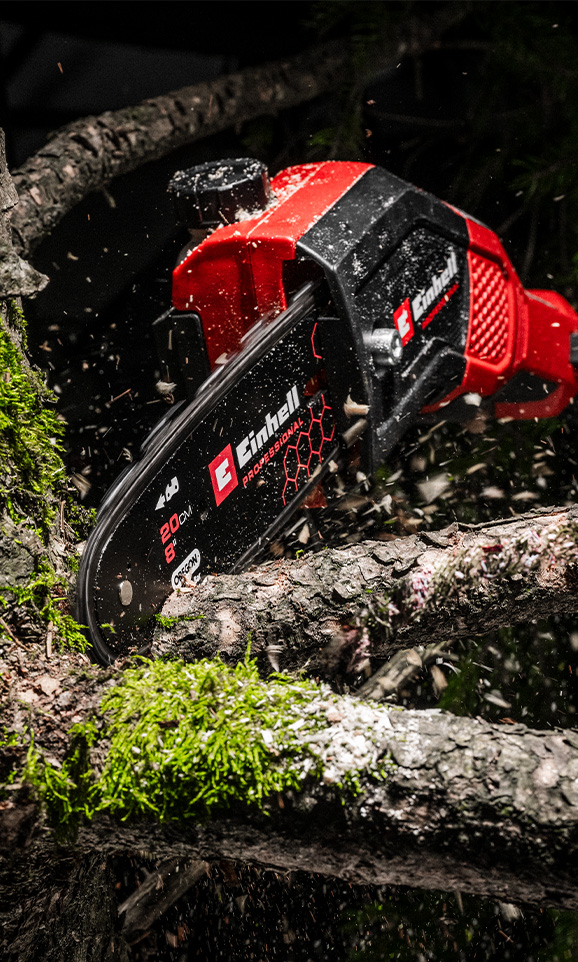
78,285 -> 342,664
78,158 -> 578,664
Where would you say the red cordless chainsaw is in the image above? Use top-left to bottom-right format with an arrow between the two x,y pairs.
77,159 -> 578,664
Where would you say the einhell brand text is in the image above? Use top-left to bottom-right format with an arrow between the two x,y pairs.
236,385 -> 300,469
412,250 -> 458,322
209,385 -> 301,505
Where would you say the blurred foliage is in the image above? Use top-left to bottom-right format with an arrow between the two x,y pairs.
294,1 -> 578,289
438,618 -> 578,730
344,891 -> 578,962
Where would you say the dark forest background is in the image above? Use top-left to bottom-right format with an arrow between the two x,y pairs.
3,3 -> 578,959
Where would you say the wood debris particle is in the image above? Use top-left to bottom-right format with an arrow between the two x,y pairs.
343,395 -> 370,417
430,664 -> 447,696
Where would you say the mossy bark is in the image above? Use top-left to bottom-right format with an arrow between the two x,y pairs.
2,659 -> 578,914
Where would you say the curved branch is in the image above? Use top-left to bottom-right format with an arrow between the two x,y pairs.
9,40 -> 350,255
8,3 -> 469,256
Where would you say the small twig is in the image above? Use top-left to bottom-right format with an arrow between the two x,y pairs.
108,387 -> 132,405
358,640 -> 456,702
45,621 -> 54,659
0,616 -> 29,650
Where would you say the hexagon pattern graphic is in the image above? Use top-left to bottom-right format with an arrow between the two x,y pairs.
282,391 -> 335,505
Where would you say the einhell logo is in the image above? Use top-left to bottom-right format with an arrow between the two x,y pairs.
208,443 -> 238,507
393,298 -> 414,346
394,251 -> 459,345
208,385 -> 300,506
236,385 -> 299,469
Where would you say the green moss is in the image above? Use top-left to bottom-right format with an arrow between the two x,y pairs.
63,502 -> 97,542
0,312 -> 92,650
0,317 -> 66,534
7,300 -> 28,350
154,613 -> 204,629
20,653 -> 394,839
0,728 -> 29,801
0,560 -> 87,652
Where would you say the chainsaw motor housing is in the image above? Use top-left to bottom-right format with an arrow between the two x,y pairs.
164,159 -> 578,475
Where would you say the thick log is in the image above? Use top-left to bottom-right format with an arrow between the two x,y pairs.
153,505 -> 578,680
3,657 -> 578,912
68,710 -> 578,911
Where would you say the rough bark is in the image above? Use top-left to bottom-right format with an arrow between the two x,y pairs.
8,4 -> 467,256
0,128 -> 47,311
3,658 -> 578,913
153,504 -> 578,681
73,713 -> 578,911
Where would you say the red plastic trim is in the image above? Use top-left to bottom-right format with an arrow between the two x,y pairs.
172,162 -> 371,368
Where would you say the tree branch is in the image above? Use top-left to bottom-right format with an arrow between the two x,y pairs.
6,41 -> 348,256
8,3 -> 469,256
72,713 -> 578,911
153,505 -> 578,681
3,660 -> 578,911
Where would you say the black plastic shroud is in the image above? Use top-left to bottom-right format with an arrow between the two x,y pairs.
298,166 -> 471,473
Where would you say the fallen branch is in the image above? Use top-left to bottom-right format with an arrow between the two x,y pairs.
8,4 -> 467,256
153,505 -> 578,680
8,40 -> 347,253
2,646 -> 578,912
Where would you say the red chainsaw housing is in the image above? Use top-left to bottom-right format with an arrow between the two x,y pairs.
423,215 -> 578,418
172,162 -> 368,368
172,161 -> 578,422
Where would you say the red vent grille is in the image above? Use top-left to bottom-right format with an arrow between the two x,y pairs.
467,252 -> 509,364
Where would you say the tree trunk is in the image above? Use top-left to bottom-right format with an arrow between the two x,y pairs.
152,505 -> 578,683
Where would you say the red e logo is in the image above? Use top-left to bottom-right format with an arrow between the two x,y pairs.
393,297 -> 414,346
208,444 -> 238,506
